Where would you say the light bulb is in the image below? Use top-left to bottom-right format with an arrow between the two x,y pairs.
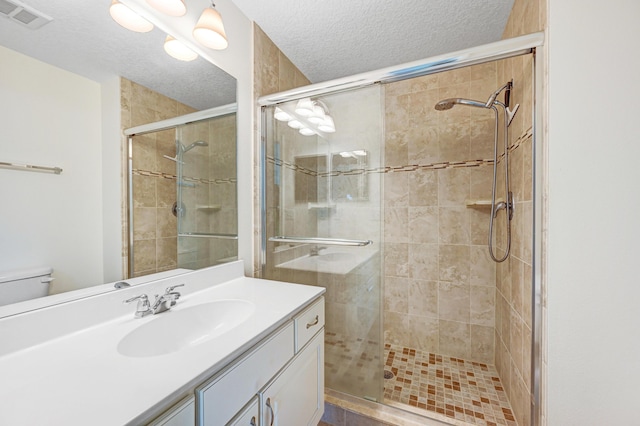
295,98 -> 314,116
274,107 -> 292,122
164,35 -> 198,61
299,128 -> 315,136
193,7 -> 228,50
145,0 -> 186,16
287,120 -> 303,129
318,115 -> 336,133
308,105 -> 326,124
109,0 -> 153,33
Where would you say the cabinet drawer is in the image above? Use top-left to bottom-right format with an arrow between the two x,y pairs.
228,397 -> 258,426
295,297 -> 324,352
196,323 -> 294,426
148,395 -> 195,426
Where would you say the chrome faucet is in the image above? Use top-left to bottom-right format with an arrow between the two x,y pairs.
124,284 -> 185,318
309,246 -> 327,256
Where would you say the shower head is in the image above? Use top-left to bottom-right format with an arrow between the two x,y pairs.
183,140 -> 209,153
434,98 -> 489,111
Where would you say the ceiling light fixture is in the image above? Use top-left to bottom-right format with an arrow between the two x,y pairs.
193,2 -> 228,50
109,0 -> 153,32
145,0 -> 186,17
164,35 -> 198,61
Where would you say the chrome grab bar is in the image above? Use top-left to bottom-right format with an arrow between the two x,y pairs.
269,236 -> 373,247
178,232 -> 238,240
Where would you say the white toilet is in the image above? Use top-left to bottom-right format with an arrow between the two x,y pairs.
0,267 -> 53,306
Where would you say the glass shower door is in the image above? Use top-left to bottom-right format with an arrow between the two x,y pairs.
176,114 -> 238,269
262,85 -> 384,401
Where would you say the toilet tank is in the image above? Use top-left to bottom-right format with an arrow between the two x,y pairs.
0,267 -> 53,306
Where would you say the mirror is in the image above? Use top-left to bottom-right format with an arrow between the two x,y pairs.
0,0 -> 237,316
331,150 -> 368,201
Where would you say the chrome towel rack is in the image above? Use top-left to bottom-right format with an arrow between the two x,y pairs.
0,161 -> 62,175
269,236 -> 373,247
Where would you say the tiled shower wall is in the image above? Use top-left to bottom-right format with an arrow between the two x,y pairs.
382,63 -> 499,364
493,0 -> 545,424
177,115 -> 238,270
120,78 -> 195,277
253,23 -> 311,277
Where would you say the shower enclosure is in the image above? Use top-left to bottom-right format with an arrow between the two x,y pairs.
127,106 -> 238,278
260,33 -> 541,426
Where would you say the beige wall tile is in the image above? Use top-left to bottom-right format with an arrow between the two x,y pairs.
408,207 -> 438,244
384,243 -> 409,278
384,277 -> 408,313
384,207 -> 408,243
470,285 -> 495,326
439,244 -> 470,283
408,169 -> 438,206
408,243 -> 438,281
439,319 -> 470,359
438,206 -> 470,244
133,208 -> 156,240
438,281 -> 470,323
408,279 -> 438,318
470,324 -> 494,363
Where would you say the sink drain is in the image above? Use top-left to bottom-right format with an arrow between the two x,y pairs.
384,370 -> 394,379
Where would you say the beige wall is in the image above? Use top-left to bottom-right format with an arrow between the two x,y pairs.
120,78 -> 196,277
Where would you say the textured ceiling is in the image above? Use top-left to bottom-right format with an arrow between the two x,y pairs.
231,0 -> 515,83
0,0 -> 236,110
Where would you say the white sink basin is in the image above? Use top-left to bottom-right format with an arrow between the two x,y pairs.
117,299 -> 255,358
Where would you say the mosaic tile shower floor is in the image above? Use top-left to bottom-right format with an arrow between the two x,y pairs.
384,344 -> 517,426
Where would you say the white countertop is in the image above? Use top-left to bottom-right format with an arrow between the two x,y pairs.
0,264 -> 324,425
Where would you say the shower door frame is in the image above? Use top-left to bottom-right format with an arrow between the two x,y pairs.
124,103 -> 237,278
258,32 -> 545,425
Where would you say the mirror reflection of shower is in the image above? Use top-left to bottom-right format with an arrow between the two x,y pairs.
435,80 -> 519,262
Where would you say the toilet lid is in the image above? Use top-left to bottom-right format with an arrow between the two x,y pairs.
0,267 -> 53,283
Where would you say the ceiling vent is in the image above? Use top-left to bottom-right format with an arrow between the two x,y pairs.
0,0 -> 52,30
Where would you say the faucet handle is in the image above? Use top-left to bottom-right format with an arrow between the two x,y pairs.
124,294 -> 151,318
164,284 -> 184,294
124,294 -> 149,305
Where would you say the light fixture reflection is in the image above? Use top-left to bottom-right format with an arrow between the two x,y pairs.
318,116 -> 336,133
193,5 -> 228,50
295,98 -> 315,116
308,105 -> 326,124
164,35 -> 198,61
109,0 -> 153,32
146,0 -> 186,16
299,128 -> 315,136
287,120 -> 303,129
274,107 -> 292,122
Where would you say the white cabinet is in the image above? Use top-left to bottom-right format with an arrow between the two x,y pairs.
196,323 -> 294,426
261,331 -> 324,426
148,396 -> 195,426
228,397 -> 259,426
155,296 -> 324,426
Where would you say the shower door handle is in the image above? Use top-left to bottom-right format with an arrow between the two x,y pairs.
269,236 -> 373,247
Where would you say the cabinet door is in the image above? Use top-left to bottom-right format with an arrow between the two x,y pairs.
228,397 -> 259,426
147,396 -> 195,426
261,330 -> 324,426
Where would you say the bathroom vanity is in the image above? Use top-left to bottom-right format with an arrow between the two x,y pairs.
0,261 -> 325,425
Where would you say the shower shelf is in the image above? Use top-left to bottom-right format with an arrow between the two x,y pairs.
196,205 -> 221,212
465,199 -> 504,208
